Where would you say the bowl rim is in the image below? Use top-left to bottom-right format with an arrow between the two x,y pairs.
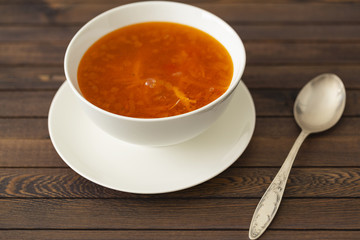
64,1 -> 246,122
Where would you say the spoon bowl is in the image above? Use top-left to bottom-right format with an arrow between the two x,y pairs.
249,73 -> 346,239
294,73 -> 346,133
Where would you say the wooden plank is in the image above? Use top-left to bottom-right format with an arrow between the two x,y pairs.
0,168 -> 359,198
0,230 -> 247,240
0,199 -> 359,229
251,90 -> 359,117
0,67 -> 65,90
1,3 -> 360,24
245,42 -> 360,65
205,3 -> 360,23
235,25 -> 360,41
243,65 -> 360,89
238,116 -> 360,167
260,231 -> 360,240
2,42 -> 360,65
1,66 -> 359,90
0,230 -> 359,240
0,140 -> 65,167
0,43 -> 64,65
3,25 -> 360,42
0,26 -> 77,42
0,91 -> 54,117
239,135 -> 360,167
3,0 -> 360,4
0,119 -> 48,139
0,118 -> 358,167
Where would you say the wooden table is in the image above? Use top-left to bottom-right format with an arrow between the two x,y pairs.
1,0 -> 359,239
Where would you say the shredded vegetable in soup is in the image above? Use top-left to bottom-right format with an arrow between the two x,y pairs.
78,22 -> 233,118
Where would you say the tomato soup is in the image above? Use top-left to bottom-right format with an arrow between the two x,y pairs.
78,22 -> 233,118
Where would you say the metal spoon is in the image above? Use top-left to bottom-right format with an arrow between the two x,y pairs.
249,73 -> 346,239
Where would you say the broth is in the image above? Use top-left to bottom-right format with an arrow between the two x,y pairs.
78,22 -> 233,118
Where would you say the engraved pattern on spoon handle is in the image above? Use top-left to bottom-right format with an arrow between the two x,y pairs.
249,131 -> 309,240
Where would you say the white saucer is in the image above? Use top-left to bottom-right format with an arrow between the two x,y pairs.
48,81 -> 256,194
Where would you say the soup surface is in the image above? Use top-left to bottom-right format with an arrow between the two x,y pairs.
78,22 -> 233,118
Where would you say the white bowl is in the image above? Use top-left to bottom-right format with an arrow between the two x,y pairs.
64,1 -> 246,146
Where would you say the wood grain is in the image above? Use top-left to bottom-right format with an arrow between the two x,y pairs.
0,43 -> 64,65
245,42 -> 360,65
251,90 -> 359,117
3,0 -> 360,4
0,230 -> 359,240
0,139 -> 65,167
3,25 -> 360,42
1,3 -> 360,24
0,26 -> 77,42
234,25 -> 360,41
0,0 -> 359,238
0,168 -> 359,198
0,199 -> 359,229
243,65 -> 360,89
0,91 -> 54,117
0,67 -> 64,90
1,66 -> 359,90
0,119 -> 48,139
2,42 -> 360,65
240,136 -> 360,167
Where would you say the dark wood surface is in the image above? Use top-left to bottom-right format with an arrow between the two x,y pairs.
1,0 -> 359,239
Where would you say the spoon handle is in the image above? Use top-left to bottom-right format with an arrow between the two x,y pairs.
249,130 -> 309,239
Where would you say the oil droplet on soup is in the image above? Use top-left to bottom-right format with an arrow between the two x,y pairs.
78,22 -> 233,118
